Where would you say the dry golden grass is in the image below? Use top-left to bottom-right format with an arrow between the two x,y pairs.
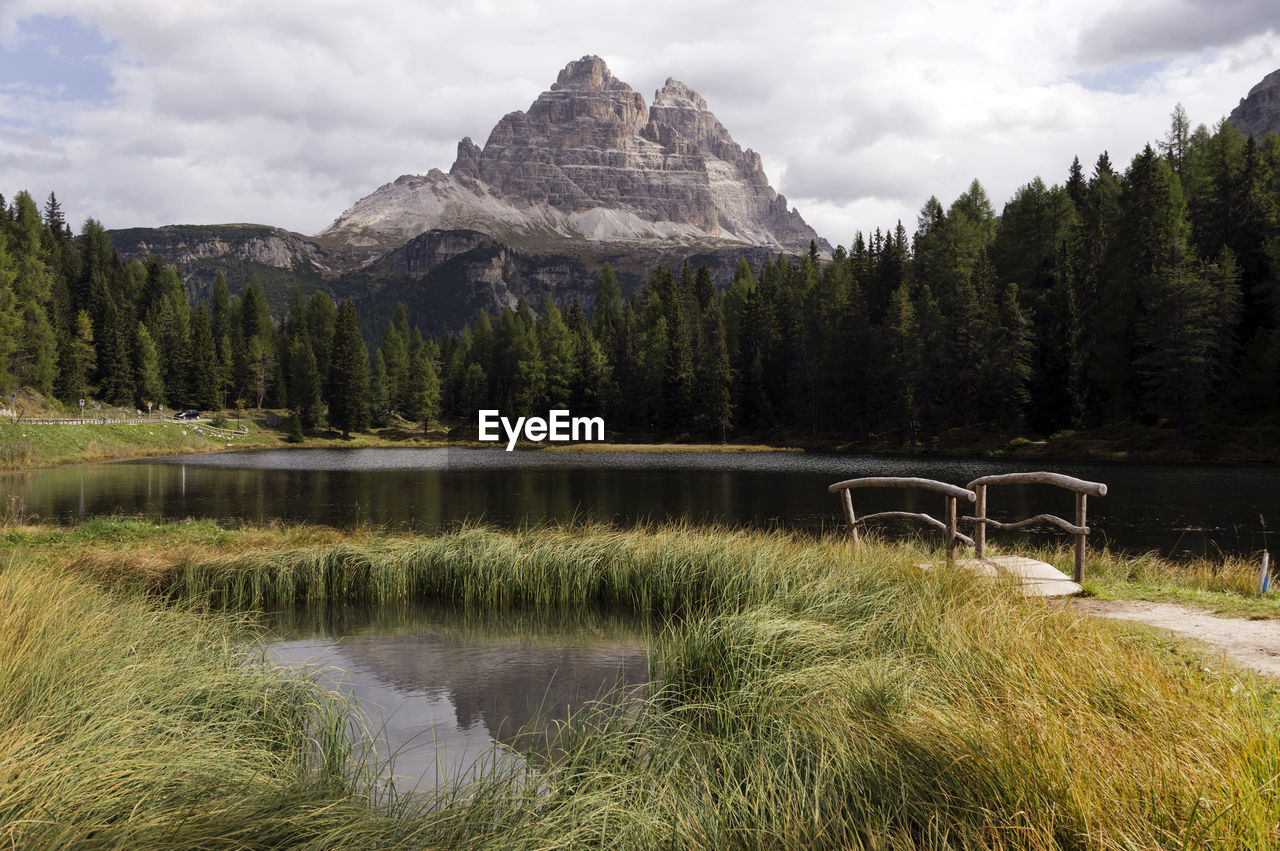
2,519 -> 1278,847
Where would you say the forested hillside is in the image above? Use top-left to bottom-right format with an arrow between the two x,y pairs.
1,109 -> 1277,450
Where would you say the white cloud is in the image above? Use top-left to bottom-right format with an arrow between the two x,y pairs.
0,0 -> 1275,246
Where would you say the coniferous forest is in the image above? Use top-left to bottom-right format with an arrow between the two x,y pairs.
2,110 -> 1279,451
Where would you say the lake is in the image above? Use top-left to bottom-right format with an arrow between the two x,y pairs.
3,446 -> 1278,556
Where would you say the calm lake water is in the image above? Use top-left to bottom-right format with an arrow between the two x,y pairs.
3,446 -> 1279,556
262,602 -> 652,796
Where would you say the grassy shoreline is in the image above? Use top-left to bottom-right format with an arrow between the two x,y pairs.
4,407 -> 1280,472
3,519 -> 1278,847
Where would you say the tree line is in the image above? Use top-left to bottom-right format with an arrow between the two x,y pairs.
1,106 -> 1277,446
439,110 -> 1280,447
0,193 -> 438,437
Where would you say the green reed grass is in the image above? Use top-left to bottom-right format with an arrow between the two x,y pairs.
4,521 -> 1280,847
0,556 -> 433,848
152,522 -> 847,616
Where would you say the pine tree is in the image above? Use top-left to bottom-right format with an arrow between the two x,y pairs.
14,303 -> 57,395
368,349 -> 390,428
245,335 -> 274,410
210,272 -> 231,346
884,282 -> 920,447
403,330 -> 440,424
43,191 -> 66,236
913,283 -> 947,448
1066,155 -> 1087,209
287,336 -> 324,429
305,290 -> 338,386
1159,103 -> 1192,174
0,238 -> 14,394
536,295 -> 574,409
986,282 -> 1034,436
722,258 -> 756,362
1118,146 -> 1215,434
1134,262 -> 1216,436
1203,246 -> 1243,394
694,292 -> 732,440
327,300 -> 368,437
381,321 -> 408,412
511,321 -> 547,415
567,302 -> 609,415
188,306 -> 219,410
133,323 -> 164,410
56,309 -> 94,405
238,279 -> 272,342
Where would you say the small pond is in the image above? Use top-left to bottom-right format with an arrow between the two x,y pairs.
262,602 -> 653,795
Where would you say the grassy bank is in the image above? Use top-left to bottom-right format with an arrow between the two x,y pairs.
2,519 -> 1278,847
0,418 -> 282,470
1076,545 -> 1280,618
7,406 -> 1280,473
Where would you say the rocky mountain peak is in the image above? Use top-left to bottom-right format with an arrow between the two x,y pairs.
653,77 -> 708,111
323,56 -> 829,256
551,55 -> 629,92
451,136 -> 482,181
1229,68 -> 1280,139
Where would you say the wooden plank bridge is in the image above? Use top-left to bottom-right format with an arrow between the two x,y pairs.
828,472 -> 1108,597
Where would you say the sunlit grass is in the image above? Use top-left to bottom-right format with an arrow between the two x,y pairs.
2,520 -> 1278,847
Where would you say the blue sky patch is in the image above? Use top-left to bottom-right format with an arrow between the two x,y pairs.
1073,58 -> 1170,94
0,14 -> 116,103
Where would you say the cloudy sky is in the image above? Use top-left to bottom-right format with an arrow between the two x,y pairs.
1,0 -> 1277,247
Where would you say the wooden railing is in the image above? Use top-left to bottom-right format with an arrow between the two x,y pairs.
962,472 -> 1107,583
827,477 -> 977,560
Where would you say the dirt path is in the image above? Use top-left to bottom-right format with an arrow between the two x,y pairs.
1070,599 -> 1280,678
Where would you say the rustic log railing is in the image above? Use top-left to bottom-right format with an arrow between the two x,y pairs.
962,472 -> 1107,583
827,477 -> 977,560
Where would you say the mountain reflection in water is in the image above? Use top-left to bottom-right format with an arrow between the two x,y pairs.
263,602 -> 653,795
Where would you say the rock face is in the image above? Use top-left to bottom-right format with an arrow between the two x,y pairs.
1229,69 -> 1280,139
319,55 -> 828,257
111,56 -> 832,334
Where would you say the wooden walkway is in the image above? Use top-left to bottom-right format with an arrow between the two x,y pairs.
830,471 -> 1107,598
920,555 -> 1083,597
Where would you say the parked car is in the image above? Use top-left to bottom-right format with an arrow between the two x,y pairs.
172,409 -> 200,420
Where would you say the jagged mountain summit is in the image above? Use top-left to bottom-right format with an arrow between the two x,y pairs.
1228,68 -> 1280,139
318,55 -> 829,259
109,56 -> 832,334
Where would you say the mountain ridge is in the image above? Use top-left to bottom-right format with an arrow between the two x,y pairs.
1228,68 -> 1280,139
317,55 -> 829,259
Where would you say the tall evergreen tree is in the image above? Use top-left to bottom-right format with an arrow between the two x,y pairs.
13,303 -> 57,395
694,292 -> 732,441
368,349 -> 391,428
133,323 -> 164,410
987,282 -> 1034,436
381,320 -> 409,412
305,290 -> 338,387
884,282 -> 920,447
188,306 -> 219,410
327,299 -> 368,437
403,330 -> 441,425
536,295 -> 575,409
245,335 -> 274,410
287,336 -> 324,429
